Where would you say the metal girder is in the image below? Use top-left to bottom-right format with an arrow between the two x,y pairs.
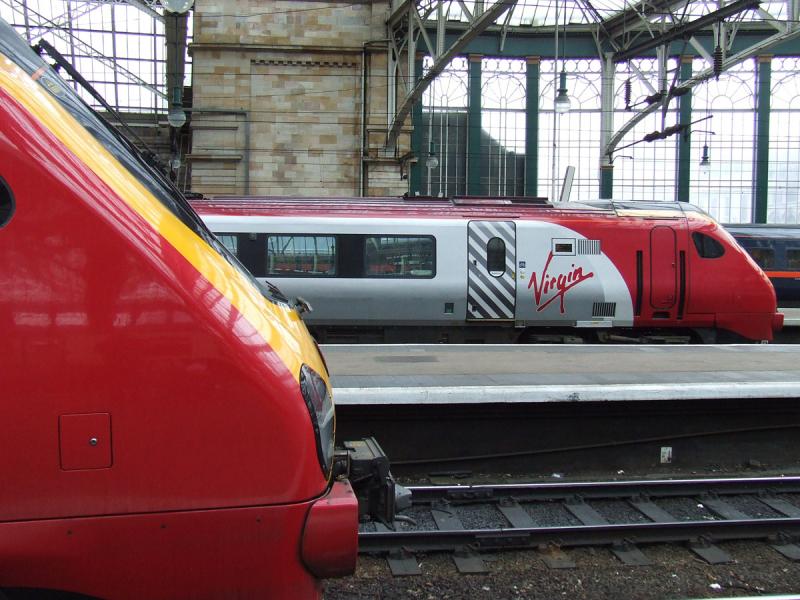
22,0 -> 162,39
127,0 -> 164,22
613,0 -> 761,62
11,0 -> 167,100
603,0 -> 692,41
386,0 -> 517,148
606,24 -> 800,157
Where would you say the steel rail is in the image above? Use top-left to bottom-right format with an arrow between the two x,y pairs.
357,476 -> 800,554
358,517 -> 800,553
404,475 -> 800,503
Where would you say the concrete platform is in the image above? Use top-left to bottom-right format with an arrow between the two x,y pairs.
781,307 -> 800,327
324,344 -> 800,405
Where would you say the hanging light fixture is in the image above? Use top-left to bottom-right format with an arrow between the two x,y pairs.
554,2 -> 571,114
699,144 -> 711,174
162,0 -> 194,13
699,82 -> 711,174
555,70 -> 571,113
426,141 -> 439,170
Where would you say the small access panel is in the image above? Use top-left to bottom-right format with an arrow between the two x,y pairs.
467,221 -> 516,320
59,413 -> 113,470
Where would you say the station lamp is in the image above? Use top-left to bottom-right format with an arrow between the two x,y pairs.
554,70 -> 571,114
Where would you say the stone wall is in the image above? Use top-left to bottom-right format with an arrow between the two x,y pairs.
189,0 -> 410,197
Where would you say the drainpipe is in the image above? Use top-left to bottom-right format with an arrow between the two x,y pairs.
360,40 -> 389,198
360,43 -> 368,197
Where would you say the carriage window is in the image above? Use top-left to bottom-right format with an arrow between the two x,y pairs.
365,236 -> 434,277
747,247 -> 775,269
216,234 -> 238,255
691,232 -> 725,259
266,235 -> 337,276
787,249 -> 800,269
487,237 -> 506,276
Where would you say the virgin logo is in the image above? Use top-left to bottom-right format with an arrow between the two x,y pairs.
529,251 -> 594,313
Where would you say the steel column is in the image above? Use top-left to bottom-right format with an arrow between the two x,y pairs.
599,53 -> 615,199
525,57 -> 540,197
753,55 -> 772,223
676,56 -> 693,202
467,54 -> 483,195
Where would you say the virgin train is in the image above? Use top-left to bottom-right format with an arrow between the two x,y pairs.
726,224 -> 800,307
0,17 -> 362,599
193,196 -> 783,344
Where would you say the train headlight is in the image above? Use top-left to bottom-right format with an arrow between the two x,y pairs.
299,364 -> 335,476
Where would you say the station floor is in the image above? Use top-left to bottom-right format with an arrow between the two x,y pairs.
323,344 -> 800,405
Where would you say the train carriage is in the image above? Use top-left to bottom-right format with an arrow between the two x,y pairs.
726,224 -> 800,308
194,196 -> 783,344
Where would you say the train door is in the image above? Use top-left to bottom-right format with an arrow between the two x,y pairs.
467,221 -> 516,319
650,226 -> 677,310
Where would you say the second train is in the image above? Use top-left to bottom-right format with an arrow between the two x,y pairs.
193,196 -> 783,344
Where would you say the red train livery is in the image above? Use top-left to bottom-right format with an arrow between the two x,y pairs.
195,196 -> 783,344
0,18 -> 357,599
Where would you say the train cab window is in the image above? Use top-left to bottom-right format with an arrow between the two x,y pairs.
0,177 -> 14,228
747,247 -> 775,269
487,237 -> 506,276
216,234 -> 238,255
787,249 -> 800,269
266,235 -> 337,277
691,232 -> 725,259
365,236 -> 434,277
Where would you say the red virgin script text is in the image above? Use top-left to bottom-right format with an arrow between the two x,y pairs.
528,251 -> 594,313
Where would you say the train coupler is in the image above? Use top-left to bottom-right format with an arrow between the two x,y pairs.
334,437 -> 410,525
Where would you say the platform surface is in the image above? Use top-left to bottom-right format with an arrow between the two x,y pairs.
324,344 -> 800,405
781,307 -> 800,326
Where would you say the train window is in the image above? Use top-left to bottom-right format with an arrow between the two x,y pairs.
691,232 -> 725,259
787,249 -> 800,269
487,237 -> 506,276
365,236 -> 435,278
266,235 -> 337,277
216,234 -> 238,255
0,176 -> 14,228
747,247 -> 775,269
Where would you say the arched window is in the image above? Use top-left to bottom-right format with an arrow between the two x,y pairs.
487,237 -> 506,275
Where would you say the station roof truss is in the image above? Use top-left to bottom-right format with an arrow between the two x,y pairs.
0,0 -> 188,113
385,0 -> 800,152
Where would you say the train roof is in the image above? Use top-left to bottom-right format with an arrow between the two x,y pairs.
191,195 -> 705,221
724,223 -> 800,239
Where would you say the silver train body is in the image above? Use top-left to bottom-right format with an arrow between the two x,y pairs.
194,197 -> 782,344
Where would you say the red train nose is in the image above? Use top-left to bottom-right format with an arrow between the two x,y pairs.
301,480 -> 359,577
774,311 -> 785,332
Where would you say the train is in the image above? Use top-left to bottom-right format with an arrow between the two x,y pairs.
725,224 -> 800,308
192,196 -> 783,344
0,17 -> 377,600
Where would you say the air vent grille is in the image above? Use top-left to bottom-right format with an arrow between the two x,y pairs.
578,239 -> 601,255
592,302 -> 616,318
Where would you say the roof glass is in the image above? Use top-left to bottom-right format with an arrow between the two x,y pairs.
0,0 -> 192,114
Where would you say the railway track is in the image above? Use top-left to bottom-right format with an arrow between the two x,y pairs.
358,476 -> 800,575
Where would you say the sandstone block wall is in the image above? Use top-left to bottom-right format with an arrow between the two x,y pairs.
189,0 -> 411,197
